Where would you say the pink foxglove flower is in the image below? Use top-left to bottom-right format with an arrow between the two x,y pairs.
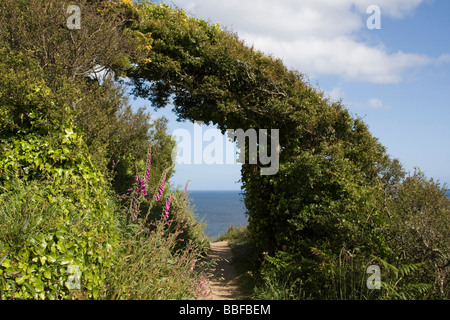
155,174 -> 166,201
140,178 -> 147,198
132,204 -> 138,222
164,195 -> 173,221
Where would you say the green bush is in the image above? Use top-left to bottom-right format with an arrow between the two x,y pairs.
126,3 -> 407,300
0,1 -> 211,300
163,190 -> 210,254
101,152 -> 212,300
0,177 -> 118,300
0,48 -> 119,299
101,216 -> 211,300
384,169 -> 450,299
0,118 -> 120,299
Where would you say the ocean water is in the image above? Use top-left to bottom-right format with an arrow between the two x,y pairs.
188,190 -> 450,238
187,190 -> 248,239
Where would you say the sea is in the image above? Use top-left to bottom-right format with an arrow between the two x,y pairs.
187,190 -> 248,239
188,190 -> 450,239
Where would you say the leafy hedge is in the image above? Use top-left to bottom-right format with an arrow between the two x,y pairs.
0,132 -> 120,299
0,48 -> 119,299
0,178 -> 118,299
0,1 -> 214,300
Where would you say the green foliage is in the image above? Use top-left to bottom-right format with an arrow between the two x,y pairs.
128,1 -> 393,244
0,47 -> 70,139
0,0 -> 151,81
384,169 -> 450,299
164,190 -> 210,254
127,2 -> 400,299
0,111 -> 119,300
1,0 -> 447,300
0,173 -> 118,300
102,153 -> 211,300
101,217 -> 211,300
0,0 -> 211,300
127,2 -> 449,300
215,225 -> 250,243
0,0 -> 160,195
0,44 -> 118,300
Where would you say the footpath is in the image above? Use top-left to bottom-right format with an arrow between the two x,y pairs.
207,241 -> 243,300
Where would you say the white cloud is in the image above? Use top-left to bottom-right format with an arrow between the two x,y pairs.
348,97 -> 391,110
368,98 -> 386,109
243,34 -> 431,83
326,88 -> 390,110
175,0 -> 433,84
437,54 -> 450,65
327,87 -> 346,102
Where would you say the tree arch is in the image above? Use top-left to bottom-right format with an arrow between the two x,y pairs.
127,3 -> 401,259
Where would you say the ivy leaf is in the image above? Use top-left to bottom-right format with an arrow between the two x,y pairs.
59,257 -> 72,265
39,256 -> 47,265
55,230 -> 66,240
43,268 -> 51,280
34,278 -> 44,293
56,241 -> 66,253
47,251 -> 57,263
0,255 -> 9,267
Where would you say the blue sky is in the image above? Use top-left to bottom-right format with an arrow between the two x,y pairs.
133,0 -> 450,191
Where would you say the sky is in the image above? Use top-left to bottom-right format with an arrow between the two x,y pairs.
134,0 -> 450,191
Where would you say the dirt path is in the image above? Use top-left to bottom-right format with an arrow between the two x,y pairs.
207,241 -> 243,300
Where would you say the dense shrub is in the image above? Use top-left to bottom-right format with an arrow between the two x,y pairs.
102,151 -> 211,300
0,51 -> 120,298
384,170 -> 450,299
101,212 -> 211,300
0,1 -> 211,300
162,190 -> 210,253
0,177 -> 118,300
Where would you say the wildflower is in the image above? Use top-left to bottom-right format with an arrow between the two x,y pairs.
155,174 -> 166,201
184,180 -> 191,192
145,150 -> 152,189
164,195 -> 173,221
132,204 -> 138,222
134,177 -> 147,198
140,179 -> 147,198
